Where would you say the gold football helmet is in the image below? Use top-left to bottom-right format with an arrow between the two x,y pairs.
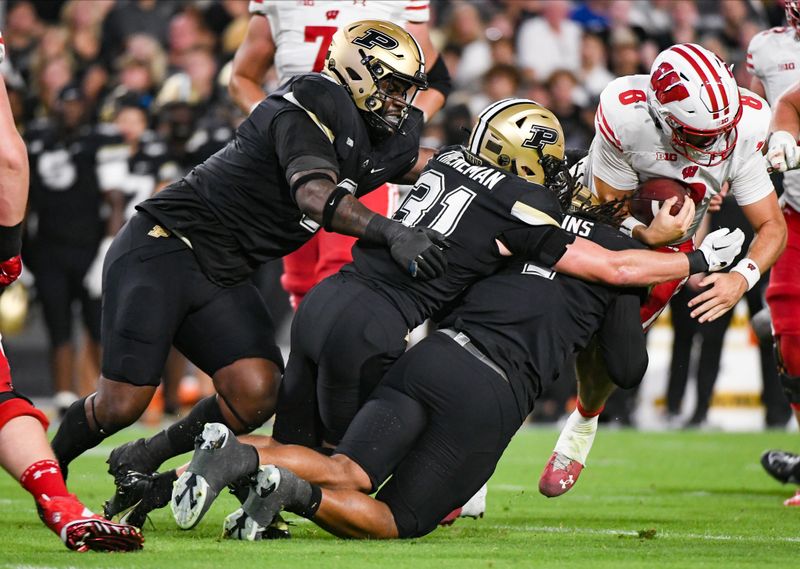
325,20 -> 427,136
468,98 -> 565,186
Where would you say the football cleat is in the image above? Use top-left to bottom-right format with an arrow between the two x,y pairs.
538,452 -> 584,498
171,423 -> 258,529
439,483 -> 487,526
105,470 -> 176,528
222,502 -> 291,541
784,490 -> 800,507
761,450 -> 800,485
107,438 -> 159,483
39,494 -> 143,552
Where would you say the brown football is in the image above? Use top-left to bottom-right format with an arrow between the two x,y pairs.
629,178 -> 690,225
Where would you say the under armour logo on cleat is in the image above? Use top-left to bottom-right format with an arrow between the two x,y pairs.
559,475 -> 574,489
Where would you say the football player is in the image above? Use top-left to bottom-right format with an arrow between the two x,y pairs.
539,42 -> 788,497
168,98 -> 744,531
749,0 -> 800,507
230,0 -> 450,311
51,20 -> 445,504
0,34 -> 143,552
171,197 -> 741,541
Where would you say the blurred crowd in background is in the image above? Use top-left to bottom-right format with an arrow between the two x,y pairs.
0,0 -> 793,428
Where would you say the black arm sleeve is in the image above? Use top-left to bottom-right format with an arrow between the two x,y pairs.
498,226 -> 576,267
272,109 -> 340,185
426,55 -> 452,100
597,293 -> 648,389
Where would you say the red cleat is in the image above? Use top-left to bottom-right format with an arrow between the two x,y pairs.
39,494 -> 144,552
538,452 -> 584,498
439,507 -> 462,526
784,490 -> 800,507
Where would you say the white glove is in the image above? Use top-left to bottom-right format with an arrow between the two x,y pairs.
767,130 -> 800,172
84,236 -> 113,299
697,227 -> 745,272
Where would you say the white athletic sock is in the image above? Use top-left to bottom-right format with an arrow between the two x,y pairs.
552,409 -> 599,465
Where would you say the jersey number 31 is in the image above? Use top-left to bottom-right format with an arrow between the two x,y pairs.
394,170 -> 476,237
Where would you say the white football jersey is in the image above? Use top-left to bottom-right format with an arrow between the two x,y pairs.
249,0 -> 430,84
587,75 -> 773,242
747,26 -> 800,211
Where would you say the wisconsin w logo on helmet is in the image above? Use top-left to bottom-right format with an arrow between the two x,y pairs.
353,29 -> 400,51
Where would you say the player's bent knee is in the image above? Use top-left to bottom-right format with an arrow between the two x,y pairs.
330,454 -> 372,492
0,392 -> 49,431
215,362 -> 281,431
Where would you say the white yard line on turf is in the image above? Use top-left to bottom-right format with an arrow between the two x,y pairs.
490,524 -> 800,543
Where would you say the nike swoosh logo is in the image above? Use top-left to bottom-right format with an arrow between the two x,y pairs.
370,167 -> 386,174
712,245 -> 725,251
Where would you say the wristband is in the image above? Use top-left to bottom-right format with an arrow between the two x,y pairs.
322,186 -> 352,231
731,257 -> 760,291
619,216 -> 645,238
685,250 -> 709,275
0,223 -> 23,260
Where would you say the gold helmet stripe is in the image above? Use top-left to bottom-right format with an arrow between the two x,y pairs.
468,98 -> 524,156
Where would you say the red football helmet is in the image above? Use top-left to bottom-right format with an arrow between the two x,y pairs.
647,44 -> 742,167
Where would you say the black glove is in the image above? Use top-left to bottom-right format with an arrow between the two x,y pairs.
364,217 -> 449,280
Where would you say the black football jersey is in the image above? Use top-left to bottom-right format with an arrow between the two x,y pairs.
26,121 -> 120,247
344,147 -> 568,329
440,214 -> 648,418
138,73 -> 423,286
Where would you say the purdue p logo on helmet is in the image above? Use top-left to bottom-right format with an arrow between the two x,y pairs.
325,20 -> 427,137
468,98 -> 566,186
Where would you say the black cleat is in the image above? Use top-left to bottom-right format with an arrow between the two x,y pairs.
103,468 -> 176,528
107,438 -> 159,481
761,450 -> 800,485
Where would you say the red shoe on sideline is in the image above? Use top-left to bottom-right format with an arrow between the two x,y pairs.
783,490 -> 800,507
538,452 -> 584,498
39,494 -> 144,552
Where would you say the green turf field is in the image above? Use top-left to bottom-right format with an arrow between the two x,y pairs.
2,427 -> 798,568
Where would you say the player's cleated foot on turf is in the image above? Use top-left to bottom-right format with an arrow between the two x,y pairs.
222,505 -> 291,541
439,483 -> 487,526
107,438 -> 159,484
240,465 -> 308,528
103,471 -> 153,522
761,450 -> 800,485
105,470 -> 178,528
39,494 -> 144,552
784,490 -> 800,507
171,423 -> 259,530
538,452 -> 584,497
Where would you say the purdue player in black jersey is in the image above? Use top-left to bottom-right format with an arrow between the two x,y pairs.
169,98 -> 744,531
170,201 -> 744,540
51,20 -> 444,497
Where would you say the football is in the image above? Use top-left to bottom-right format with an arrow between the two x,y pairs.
629,178 -> 691,225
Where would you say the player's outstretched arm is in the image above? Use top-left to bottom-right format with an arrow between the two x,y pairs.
229,14 -> 275,114
689,192 -> 786,323
292,171 -> 447,280
767,80 -> 800,172
553,227 -> 744,287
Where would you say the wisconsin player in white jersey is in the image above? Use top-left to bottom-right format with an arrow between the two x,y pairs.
539,43 -> 788,498
229,1 -> 449,309
748,0 -> 800,507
